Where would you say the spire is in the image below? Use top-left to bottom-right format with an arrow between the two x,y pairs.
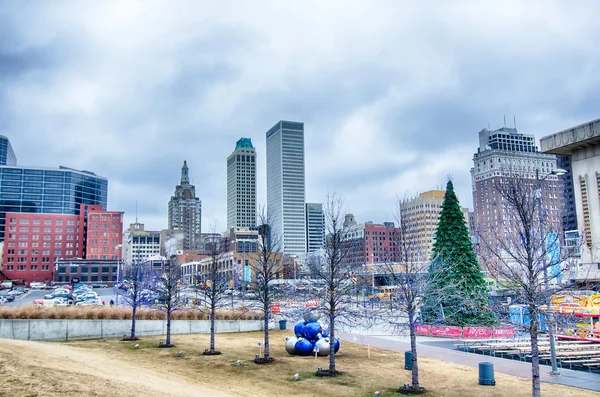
181,160 -> 189,185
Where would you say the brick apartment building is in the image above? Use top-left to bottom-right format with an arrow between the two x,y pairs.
342,215 -> 401,266
2,204 -> 123,284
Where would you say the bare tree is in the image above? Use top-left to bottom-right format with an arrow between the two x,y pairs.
154,240 -> 183,348
306,193 -> 365,376
198,231 -> 229,355
249,207 -> 282,363
477,173 -> 579,397
121,251 -> 151,341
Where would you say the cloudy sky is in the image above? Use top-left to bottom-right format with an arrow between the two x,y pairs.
2,0 -> 600,232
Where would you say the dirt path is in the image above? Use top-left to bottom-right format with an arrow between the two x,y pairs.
0,339 -> 235,397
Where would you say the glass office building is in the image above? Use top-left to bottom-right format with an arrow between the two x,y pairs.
0,136 -> 17,166
0,165 -> 108,240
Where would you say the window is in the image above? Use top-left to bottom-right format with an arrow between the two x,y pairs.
42,257 -> 50,263
55,227 -> 62,233
55,219 -> 63,225
31,265 -> 38,271
41,265 -> 49,271
44,219 -> 52,225
20,219 -> 29,225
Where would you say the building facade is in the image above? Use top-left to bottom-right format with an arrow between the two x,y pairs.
168,161 -> 202,250
0,165 -> 108,242
227,138 -> 257,229
471,127 -> 560,267
266,121 -> 306,256
159,229 -> 185,256
306,202 -> 324,253
400,190 -> 445,262
85,205 -> 123,261
541,118 -> 600,282
0,136 -> 16,166
122,222 -> 160,267
557,154 -> 578,232
341,216 -> 401,266
53,259 -> 119,285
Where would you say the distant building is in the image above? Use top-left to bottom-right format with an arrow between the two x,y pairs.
306,203 -> 324,253
168,161 -> 202,250
557,154 -> 578,232
341,217 -> 401,266
471,127 -> 560,267
227,138 -> 257,229
159,229 -> 185,256
53,258 -> 119,285
400,190 -> 445,261
3,203 -> 123,284
266,121 -> 306,255
0,135 -> 16,166
541,118 -> 600,282
123,222 -> 161,267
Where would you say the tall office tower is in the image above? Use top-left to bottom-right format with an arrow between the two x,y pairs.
266,121 -> 306,255
168,161 -> 202,250
471,127 -> 559,263
0,135 -> 108,242
0,135 -> 16,166
305,203 -> 324,252
556,155 -> 578,232
227,138 -> 257,229
400,190 -> 446,262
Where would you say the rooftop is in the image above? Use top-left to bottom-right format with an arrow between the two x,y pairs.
235,138 -> 254,150
541,117 -> 600,155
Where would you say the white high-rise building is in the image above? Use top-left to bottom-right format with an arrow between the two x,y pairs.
168,161 -> 202,250
306,203 -> 324,252
227,138 -> 257,229
266,120 -> 306,255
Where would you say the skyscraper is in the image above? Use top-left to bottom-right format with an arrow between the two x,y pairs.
305,202 -> 324,253
227,138 -> 257,229
266,121 -> 306,255
471,127 -> 559,262
168,161 -> 202,251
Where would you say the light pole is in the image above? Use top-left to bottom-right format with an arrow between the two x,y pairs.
114,244 -> 123,306
535,167 -> 566,377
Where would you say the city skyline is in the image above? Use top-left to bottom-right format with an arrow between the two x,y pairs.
3,1 -> 600,232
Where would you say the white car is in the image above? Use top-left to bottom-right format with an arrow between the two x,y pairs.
7,290 -> 25,296
30,282 -> 46,289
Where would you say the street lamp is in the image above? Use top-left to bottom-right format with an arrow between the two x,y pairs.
535,167 -> 566,376
114,244 -> 123,306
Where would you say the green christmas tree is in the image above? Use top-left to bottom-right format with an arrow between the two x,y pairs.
421,179 -> 494,326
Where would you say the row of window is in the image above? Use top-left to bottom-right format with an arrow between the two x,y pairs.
4,265 -> 50,271
9,217 -> 75,225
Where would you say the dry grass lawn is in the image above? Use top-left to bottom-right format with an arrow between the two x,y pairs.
0,330 -> 595,397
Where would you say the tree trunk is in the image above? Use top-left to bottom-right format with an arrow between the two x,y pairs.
210,302 -> 216,352
166,310 -> 172,346
263,302 -> 270,358
408,310 -> 420,389
529,306 -> 541,397
329,312 -> 336,373
130,304 -> 137,340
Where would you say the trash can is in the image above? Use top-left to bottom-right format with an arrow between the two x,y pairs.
478,362 -> 496,386
279,320 -> 287,330
404,351 -> 412,370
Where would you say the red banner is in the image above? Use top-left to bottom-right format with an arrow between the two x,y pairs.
493,327 -> 516,338
414,324 -> 431,336
463,327 -> 493,339
431,325 -> 463,338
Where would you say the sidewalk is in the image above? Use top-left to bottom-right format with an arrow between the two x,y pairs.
338,331 -> 600,392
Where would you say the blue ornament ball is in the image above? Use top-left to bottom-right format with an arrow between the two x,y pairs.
294,322 -> 305,337
295,338 -> 314,356
333,336 -> 340,353
321,331 -> 329,338
303,322 -> 322,340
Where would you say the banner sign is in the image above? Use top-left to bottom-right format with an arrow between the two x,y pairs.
463,327 -> 493,339
414,324 -> 431,336
431,325 -> 463,338
493,327 -> 516,338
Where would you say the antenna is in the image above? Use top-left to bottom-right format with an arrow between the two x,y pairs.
513,115 -> 517,129
503,115 -> 506,128
135,200 -> 138,224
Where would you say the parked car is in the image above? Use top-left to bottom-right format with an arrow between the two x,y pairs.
0,294 -> 15,302
7,290 -> 25,296
30,282 -> 46,290
244,291 -> 258,299
91,284 -> 107,289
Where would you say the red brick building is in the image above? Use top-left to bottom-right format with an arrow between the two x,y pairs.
342,220 -> 401,266
85,205 -> 124,260
2,204 -> 123,284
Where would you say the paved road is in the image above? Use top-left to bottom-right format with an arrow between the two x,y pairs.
338,331 -> 600,392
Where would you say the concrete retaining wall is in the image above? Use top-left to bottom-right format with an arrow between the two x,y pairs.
0,319 -> 264,341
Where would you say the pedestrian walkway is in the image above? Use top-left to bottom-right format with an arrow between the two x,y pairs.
338,331 -> 600,392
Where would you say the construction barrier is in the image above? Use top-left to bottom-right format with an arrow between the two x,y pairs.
414,324 -> 516,339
